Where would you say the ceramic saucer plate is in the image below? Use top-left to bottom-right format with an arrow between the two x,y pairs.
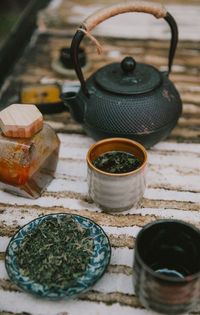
51,59 -> 91,78
5,213 -> 111,299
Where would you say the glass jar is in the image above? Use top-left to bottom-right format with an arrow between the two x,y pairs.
0,104 -> 60,198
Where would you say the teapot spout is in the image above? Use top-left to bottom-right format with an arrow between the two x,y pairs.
61,91 -> 84,124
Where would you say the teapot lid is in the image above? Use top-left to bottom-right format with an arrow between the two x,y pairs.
94,56 -> 162,95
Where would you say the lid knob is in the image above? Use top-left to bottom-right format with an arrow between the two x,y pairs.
121,57 -> 136,73
0,104 -> 43,138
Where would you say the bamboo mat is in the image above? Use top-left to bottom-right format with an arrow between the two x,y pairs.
0,0 -> 200,314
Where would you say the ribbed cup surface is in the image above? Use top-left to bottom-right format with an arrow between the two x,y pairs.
134,255 -> 200,314
87,138 -> 147,212
133,220 -> 200,314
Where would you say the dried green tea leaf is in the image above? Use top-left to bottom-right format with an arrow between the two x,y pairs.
14,215 -> 94,291
93,151 -> 141,173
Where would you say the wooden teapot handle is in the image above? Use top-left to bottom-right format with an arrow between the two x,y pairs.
71,1 -> 178,96
83,1 -> 167,31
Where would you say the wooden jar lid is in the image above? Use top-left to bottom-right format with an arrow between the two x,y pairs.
0,104 -> 43,138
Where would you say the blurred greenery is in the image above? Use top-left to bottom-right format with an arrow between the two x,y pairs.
0,0 -> 50,89
0,0 -> 27,44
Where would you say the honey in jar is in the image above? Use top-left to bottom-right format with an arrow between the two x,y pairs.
0,104 -> 60,198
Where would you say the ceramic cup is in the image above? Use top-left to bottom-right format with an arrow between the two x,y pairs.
86,138 -> 147,212
60,47 -> 86,69
133,219 -> 200,314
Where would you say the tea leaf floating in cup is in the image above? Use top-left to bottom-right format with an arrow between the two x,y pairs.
92,151 -> 142,173
14,215 -> 94,291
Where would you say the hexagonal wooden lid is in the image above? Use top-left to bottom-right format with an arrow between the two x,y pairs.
0,104 -> 43,138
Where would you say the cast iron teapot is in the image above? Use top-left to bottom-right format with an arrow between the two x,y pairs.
61,1 -> 182,148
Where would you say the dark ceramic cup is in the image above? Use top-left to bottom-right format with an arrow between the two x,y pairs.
133,219 -> 200,314
60,47 -> 86,69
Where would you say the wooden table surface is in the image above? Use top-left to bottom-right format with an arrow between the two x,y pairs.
0,0 -> 200,314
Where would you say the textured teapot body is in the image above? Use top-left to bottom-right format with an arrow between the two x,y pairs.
77,70 -> 182,148
64,1 -> 182,148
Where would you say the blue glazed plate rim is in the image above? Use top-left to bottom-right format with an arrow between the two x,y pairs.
5,213 -> 111,299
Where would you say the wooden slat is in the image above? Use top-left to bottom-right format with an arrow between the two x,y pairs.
37,1 -> 200,40
1,34 -> 200,108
